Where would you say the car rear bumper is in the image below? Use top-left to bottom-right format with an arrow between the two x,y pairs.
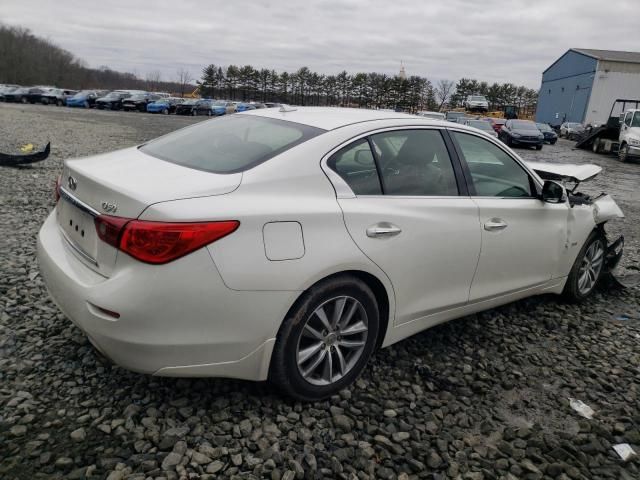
37,210 -> 296,380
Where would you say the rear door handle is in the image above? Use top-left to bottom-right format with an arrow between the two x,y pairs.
484,219 -> 508,231
366,224 -> 402,238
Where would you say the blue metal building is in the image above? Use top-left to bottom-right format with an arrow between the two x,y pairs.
535,49 -> 597,127
536,48 -> 640,128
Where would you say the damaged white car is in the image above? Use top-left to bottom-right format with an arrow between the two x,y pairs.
37,108 -> 625,400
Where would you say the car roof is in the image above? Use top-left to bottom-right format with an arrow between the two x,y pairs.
240,107 -> 432,130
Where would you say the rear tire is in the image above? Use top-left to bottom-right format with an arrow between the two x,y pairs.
270,275 -> 380,401
563,230 -> 606,302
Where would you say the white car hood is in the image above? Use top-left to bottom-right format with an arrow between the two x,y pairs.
525,161 -> 602,183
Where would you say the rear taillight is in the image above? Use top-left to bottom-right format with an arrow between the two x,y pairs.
54,175 -> 61,202
94,215 -> 239,264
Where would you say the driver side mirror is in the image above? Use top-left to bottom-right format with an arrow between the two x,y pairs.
541,180 -> 566,204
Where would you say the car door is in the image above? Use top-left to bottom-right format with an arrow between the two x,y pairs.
449,130 -> 568,301
329,128 -> 482,325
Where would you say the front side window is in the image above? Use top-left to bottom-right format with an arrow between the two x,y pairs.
370,129 -> 458,196
141,116 -> 324,174
632,112 -> 640,127
452,132 -> 533,198
328,139 -> 382,195
625,112 -> 634,127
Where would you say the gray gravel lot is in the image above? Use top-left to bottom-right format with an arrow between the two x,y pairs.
1,103 -> 639,480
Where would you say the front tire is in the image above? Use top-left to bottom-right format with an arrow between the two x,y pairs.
563,231 -> 606,302
270,275 -> 380,401
619,143 -> 629,162
536,144 -> 543,150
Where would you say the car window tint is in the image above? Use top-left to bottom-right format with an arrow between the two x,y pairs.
328,139 -> 382,195
370,129 -> 458,196
452,132 -> 533,198
141,116 -> 324,174
633,112 -> 640,128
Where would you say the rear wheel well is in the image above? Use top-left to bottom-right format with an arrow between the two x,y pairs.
281,271 -> 391,350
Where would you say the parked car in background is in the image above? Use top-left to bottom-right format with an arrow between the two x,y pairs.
3,87 -> 45,103
445,111 -> 466,123
191,99 -> 215,116
66,90 -> 102,108
464,95 -> 489,112
559,122 -> 585,140
417,111 -> 446,120
38,108 -> 625,401
146,97 -> 184,114
152,92 -> 171,98
96,91 -> 134,110
536,123 -> 558,144
123,93 -> 160,112
215,100 -> 237,114
23,87 -> 56,104
175,99 -> 201,115
499,120 -> 544,149
464,119 -> 498,137
41,88 -> 77,106
235,103 -> 256,112
0,85 -> 20,101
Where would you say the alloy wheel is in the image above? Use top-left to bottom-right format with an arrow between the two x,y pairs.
296,296 -> 368,386
577,240 -> 604,295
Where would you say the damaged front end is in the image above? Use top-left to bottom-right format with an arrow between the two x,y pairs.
527,160 -> 636,288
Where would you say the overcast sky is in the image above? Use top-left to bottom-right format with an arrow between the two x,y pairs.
2,0 -> 639,88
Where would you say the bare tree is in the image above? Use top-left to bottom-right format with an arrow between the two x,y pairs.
145,70 -> 162,92
176,68 -> 193,97
435,79 -> 455,111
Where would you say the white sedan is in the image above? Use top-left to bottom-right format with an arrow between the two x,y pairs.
38,107 -> 624,400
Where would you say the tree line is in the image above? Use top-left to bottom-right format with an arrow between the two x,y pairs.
198,65 -> 539,113
0,23 -> 538,113
0,24 -> 195,94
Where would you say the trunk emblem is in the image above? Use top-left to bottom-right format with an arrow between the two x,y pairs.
101,202 -> 118,213
67,176 -> 77,190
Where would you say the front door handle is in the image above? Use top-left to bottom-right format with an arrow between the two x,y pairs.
366,223 -> 402,238
484,218 -> 508,231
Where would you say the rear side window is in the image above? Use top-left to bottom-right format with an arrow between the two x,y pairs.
370,129 -> 459,196
328,139 -> 382,195
141,116 -> 324,173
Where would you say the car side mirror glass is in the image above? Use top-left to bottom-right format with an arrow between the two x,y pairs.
541,180 -> 566,204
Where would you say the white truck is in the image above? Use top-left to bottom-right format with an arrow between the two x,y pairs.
618,109 -> 640,162
577,99 -> 640,162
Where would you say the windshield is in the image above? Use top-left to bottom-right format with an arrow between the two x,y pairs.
468,121 -> 492,131
72,90 -> 93,98
104,92 -> 125,99
632,112 -> 640,128
536,123 -> 552,132
512,121 -> 539,131
470,96 -> 486,101
212,100 -> 227,106
128,94 -> 147,100
141,115 -> 324,174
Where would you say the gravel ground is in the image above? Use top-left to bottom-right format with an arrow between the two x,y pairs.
1,103 -> 639,480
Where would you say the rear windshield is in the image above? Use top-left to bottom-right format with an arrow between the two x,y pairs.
140,115 -> 325,174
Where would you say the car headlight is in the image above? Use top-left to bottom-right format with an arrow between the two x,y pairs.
628,138 -> 640,146
512,132 -> 521,138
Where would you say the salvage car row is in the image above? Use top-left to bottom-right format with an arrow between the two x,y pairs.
0,84 -> 277,116
421,110 -> 559,149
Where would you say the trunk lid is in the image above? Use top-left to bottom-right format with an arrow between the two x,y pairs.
58,146 -> 241,276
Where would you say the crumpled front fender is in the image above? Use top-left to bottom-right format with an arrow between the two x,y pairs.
593,194 -> 624,224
